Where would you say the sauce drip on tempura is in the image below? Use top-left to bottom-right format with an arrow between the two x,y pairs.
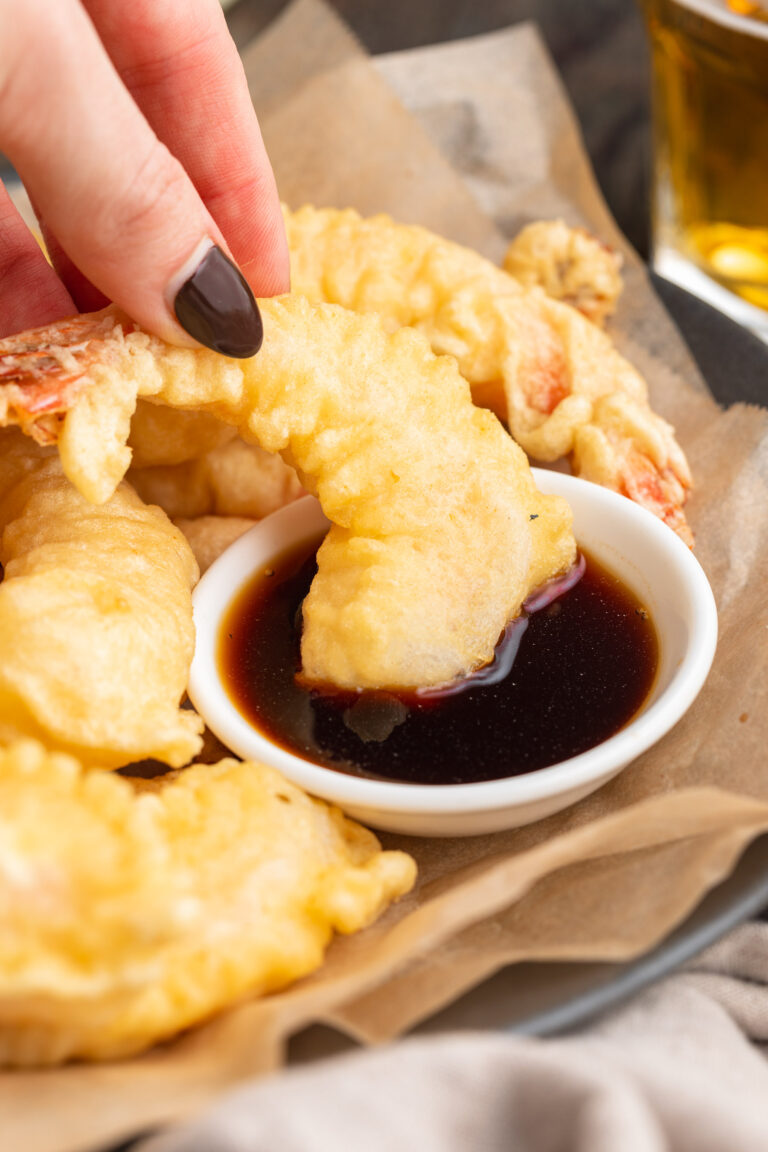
218,535 -> 659,786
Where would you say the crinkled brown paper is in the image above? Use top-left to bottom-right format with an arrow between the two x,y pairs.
5,3 -> 768,1149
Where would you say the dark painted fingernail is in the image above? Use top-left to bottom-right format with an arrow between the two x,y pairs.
173,246 -> 263,358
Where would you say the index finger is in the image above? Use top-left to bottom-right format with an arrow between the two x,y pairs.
83,0 -> 289,297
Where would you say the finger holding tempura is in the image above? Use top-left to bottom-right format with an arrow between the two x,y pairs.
502,219 -> 623,326
284,206 -> 692,544
0,210 -> 692,542
0,431 -> 202,767
0,741 -> 416,1065
0,298 -> 575,689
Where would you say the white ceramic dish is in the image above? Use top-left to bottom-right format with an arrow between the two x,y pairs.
188,472 -> 718,837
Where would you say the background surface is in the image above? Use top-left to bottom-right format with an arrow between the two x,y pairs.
228,0 -> 653,254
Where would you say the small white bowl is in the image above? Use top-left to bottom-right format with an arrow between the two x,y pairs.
188,472 -> 717,837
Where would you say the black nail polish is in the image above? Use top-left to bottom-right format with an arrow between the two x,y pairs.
174,246 -> 263,358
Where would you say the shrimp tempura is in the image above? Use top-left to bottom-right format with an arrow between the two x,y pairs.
502,219 -> 623,326
0,430 -> 201,767
0,741 -> 415,1064
285,206 -> 692,545
0,298 -> 575,690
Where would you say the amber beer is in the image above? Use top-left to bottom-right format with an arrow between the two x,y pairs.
642,0 -> 768,336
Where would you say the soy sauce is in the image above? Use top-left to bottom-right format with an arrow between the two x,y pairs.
218,534 -> 658,785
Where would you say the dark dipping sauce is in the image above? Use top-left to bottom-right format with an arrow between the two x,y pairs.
218,534 -> 659,786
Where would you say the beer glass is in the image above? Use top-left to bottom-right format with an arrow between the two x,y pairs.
641,0 -> 768,339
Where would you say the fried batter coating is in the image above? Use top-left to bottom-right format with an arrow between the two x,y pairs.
129,436 -> 305,519
502,219 -> 623,326
0,299 -> 575,688
284,206 -> 692,544
175,515 -> 257,574
0,741 -> 416,1065
0,431 -> 202,767
128,403 -> 305,524
0,210 -> 692,541
128,401 -> 237,468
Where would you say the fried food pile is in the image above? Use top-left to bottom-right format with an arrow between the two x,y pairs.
0,206 -> 692,1065
285,206 -> 692,544
0,741 -> 415,1065
0,430 -> 202,767
0,295 -> 576,689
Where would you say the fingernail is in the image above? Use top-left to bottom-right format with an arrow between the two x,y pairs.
173,245 -> 263,358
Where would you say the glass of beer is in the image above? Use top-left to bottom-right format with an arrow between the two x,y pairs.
641,0 -> 768,339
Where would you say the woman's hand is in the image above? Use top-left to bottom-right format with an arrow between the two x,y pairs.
0,0 -> 288,355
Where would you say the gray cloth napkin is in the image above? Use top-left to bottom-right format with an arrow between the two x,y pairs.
135,923 -> 768,1152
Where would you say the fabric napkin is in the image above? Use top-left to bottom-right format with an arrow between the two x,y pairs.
134,922 -> 768,1152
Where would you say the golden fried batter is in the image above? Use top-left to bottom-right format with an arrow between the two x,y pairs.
0,298 -> 575,688
128,401 -> 237,468
0,741 -> 416,1065
129,436 -> 305,520
284,206 -> 692,543
0,431 -> 201,767
502,219 -> 623,326
175,514 -> 257,574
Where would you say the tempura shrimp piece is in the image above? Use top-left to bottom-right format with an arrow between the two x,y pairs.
284,206 -> 692,545
0,310 -> 122,448
0,741 -> 416,1065
0,431 -> 201,768
0,299 -> 576,689
128,436 -> 305,520
572,394 -> 692,544
502,219 -> 623,326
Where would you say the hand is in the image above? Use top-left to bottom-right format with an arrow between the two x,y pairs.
0,0 -> 288,356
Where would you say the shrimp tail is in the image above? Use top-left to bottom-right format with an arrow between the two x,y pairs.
572,393 -> 693,546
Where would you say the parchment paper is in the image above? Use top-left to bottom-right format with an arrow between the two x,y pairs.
5,3 -> 768,1149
